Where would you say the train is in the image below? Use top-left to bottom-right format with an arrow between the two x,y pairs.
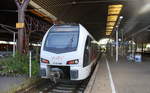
40,24 -> 99,81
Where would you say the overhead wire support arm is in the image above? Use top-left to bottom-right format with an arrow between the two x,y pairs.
0,24 -> 17,30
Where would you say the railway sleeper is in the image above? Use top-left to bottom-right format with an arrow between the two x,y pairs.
51,89 -> 73,93
55,86 -> 76,90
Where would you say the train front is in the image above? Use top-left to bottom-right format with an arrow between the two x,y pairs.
40,24 -> 85,81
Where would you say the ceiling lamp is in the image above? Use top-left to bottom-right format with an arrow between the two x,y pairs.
107,22 -> 116,27
105,4 -> 123,36
108,5 -> 123,8
106,30 -> 112,32
108,8 -> 122,15
107,15 -> 118,22
106,31 -> 111,35
106,26 -> 113,30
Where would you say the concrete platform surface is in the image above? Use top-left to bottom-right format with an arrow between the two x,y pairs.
89,54 -> 150,93
90,55 -> 111,93
0,75 -> 28,93
109,56 -> 150,93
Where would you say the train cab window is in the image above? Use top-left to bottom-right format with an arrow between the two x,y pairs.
44,25 -> 79,54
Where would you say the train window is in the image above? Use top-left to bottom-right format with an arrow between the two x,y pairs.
83,36 -> 92,67
50,25 -> 79,32
44,31 -> 79,53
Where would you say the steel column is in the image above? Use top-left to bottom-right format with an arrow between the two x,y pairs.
15,0 -> 30,54
115,16 -> 123,63
116,27 -> 119,62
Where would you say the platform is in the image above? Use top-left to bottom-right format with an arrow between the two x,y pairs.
87,54 -> 150,93
0,75 -> 43,93
0,75 -> 28,93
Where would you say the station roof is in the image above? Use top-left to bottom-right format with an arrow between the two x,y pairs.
0,0 -> 150,43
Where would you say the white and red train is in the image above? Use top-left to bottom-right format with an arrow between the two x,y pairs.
40,24 -> 99,80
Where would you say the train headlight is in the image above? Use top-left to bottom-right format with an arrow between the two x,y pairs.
41,58 -> 49,64
67,59 -> 79,64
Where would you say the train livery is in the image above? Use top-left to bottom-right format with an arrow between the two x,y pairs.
40,24 -> 99,81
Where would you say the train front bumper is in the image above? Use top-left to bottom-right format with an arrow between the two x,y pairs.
40,63 -> 92,80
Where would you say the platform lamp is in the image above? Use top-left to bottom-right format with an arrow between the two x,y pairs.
115,16 -> 123,63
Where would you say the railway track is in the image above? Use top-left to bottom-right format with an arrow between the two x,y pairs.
17,60 -> 100,93
39,78 -> 89,93
17,64 -> 99,93
17,65 -> 99,93
36,63 -> 99,93
38,62 -> 99,93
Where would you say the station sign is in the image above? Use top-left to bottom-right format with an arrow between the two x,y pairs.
16,22 -> 25,28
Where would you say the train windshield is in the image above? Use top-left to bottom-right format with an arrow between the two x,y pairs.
44,26 -> 79,53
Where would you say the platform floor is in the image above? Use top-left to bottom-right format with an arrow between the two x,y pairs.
90,54 -> 150,93
0,75 -> 27,93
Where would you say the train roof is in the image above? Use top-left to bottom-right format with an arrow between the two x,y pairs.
53,23 -> 79,26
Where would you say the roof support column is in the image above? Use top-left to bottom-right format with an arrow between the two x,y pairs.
15,0 -> 30,54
